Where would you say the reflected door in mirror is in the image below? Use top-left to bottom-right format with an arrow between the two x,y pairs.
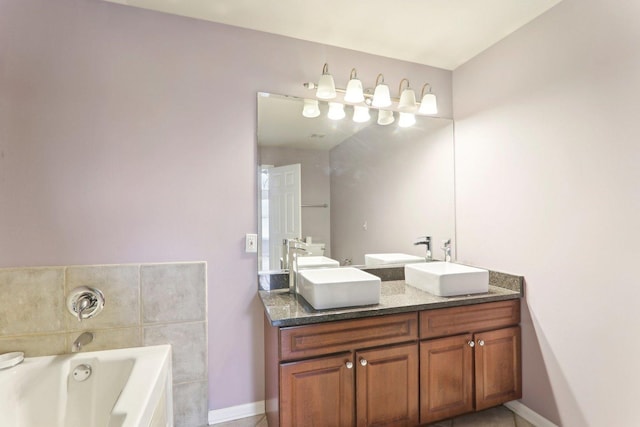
261,164 -> 302,270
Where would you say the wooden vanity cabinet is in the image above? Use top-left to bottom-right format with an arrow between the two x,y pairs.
419,300 -> 522,425
266,312 -> 419,427
265,299 -> 521,427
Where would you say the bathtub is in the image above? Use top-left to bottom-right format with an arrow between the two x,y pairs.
0,345 -> 173,427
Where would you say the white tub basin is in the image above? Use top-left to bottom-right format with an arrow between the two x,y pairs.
365,253 -> 426,266
297,267 -> 381,310
295,256 -> 340,270
0,345 -> 172,427
404,262 -> 489,296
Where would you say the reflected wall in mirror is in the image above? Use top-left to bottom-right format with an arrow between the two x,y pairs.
257,93 -> 455,273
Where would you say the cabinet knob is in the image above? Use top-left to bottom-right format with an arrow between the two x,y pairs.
360,358 -> 368,367
345,361 -> 353,369
468,340 -> 475,348
478,339 -> 485,346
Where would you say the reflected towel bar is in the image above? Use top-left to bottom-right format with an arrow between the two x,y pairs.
301,203 -> 329,208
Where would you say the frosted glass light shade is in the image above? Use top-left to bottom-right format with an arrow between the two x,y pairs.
302,99 -> 321,118
353,105 -> 371,123
327,102 -> 345,120
398,88 -> 417,112
344,78 -> 364,103
398,112 -> 416,127
372,84 -> 392,108
377,109 -> 395,126
316,73 -> 336,99
418,93 -> 438,115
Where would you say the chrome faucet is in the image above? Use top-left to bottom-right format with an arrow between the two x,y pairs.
286,239 -> 308,294
414,236 -> 432,261
66,286 -> 105,322
72,332 -> 94,353
441,239 -> 452,262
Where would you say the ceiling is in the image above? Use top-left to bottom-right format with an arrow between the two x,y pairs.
102,0 -> 561,70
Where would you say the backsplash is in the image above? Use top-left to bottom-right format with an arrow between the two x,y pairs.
0,261 -> 208,427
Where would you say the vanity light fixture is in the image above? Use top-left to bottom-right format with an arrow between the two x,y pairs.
302,99 -> 321,118
316,63 -> 337,99
303,63 -> 438,127
371,74 -> 392,108
353,105 -> 371,123
344,68 -> 365,103
327,102 -> 346,120
418,83 -> 438,115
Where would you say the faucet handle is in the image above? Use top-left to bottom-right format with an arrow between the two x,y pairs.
441,239 -> 452,262
414,236 -> 431,246
66,287 -> 105,322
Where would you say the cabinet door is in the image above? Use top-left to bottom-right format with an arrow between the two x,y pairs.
475,326 -> 522,410
280,352 -> 355,427
356,343 -> 419,427
420,334 -> 474,424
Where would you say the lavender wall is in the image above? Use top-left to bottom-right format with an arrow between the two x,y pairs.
0,0 -> 452,410
453,0 -> 640,425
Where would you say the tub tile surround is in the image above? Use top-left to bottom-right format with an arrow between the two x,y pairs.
0,261 -> 208,427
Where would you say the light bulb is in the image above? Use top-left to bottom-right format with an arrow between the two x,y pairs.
418,93 -> 438,115
316,63 -> 336,100
372,83 -> 392,108
377,110 -> 394,126
302,99 -> 321,118
327,102 -> 345,120
398,112 -> 416,127
353,105 -> 371,123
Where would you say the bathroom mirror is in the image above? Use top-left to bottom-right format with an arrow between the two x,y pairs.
257,92 -> 455,273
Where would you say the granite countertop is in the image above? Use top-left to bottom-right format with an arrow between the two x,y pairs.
260,279 -> 521,327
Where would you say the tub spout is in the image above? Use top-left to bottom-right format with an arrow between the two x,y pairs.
72,332 -> 94,353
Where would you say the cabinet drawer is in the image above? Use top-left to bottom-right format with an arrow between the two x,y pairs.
420,300 -> 520,339
280,312 -> 418,361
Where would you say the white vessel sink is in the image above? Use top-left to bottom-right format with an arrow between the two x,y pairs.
404,262 -> 489,297
297,267 -> 381,310
364,253 -> 426,266
295,256 -> 340,270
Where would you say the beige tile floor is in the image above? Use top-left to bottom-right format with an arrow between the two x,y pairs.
210,405 -> 536,427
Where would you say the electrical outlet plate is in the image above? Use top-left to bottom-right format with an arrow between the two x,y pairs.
245,233 -> 258,253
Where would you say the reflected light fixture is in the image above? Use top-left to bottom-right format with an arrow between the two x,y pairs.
372,74 -> 392,108
327,102 -> 345,120
353,105 -> 371,123
397,78 -> 417,112
344,68 -> 365,103
418,83 -> 438,115
316,63 -> 337,99
302,99 -> 321,118
398,112 -> 416,128
377,109 -> 395,126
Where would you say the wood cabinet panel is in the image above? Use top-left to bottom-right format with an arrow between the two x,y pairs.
280,312 -> 418,361
419,334 -> 474,424
356,343 -> 419,427
475,326 -> 522,410
420,300 -> 520,339
280,352 -> 355,427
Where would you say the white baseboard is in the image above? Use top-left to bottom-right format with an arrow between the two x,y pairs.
208,401 -> 265,425
505,400 -> 558,427
207,400 -> 552,426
